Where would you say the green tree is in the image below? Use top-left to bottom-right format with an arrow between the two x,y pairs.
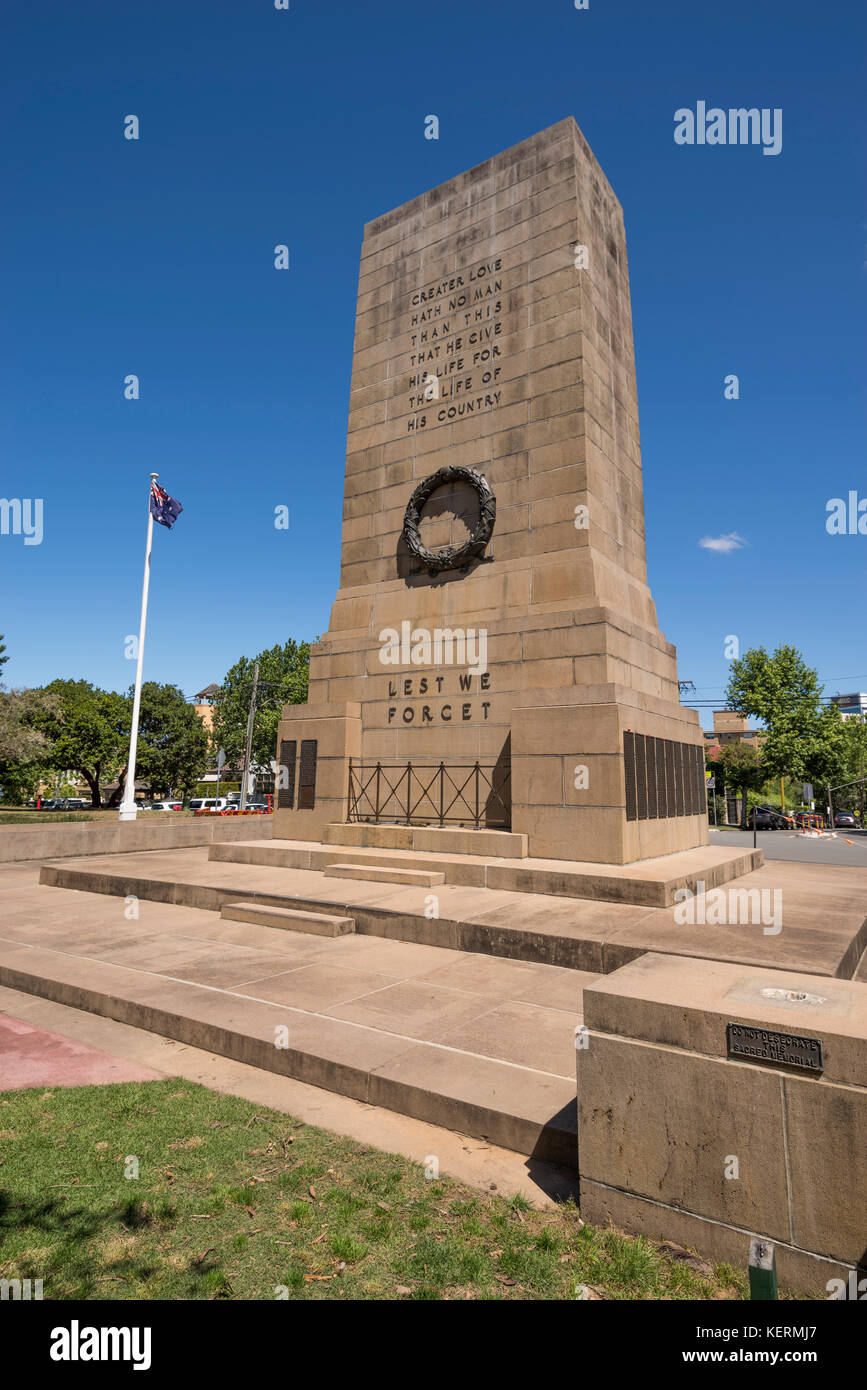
837,717 -> 867,818
0,634 -> 7,677
805,708 -> 867,816
211,639 -> 312,770
0,687 -> 59,804
716,742 -> 767,822
38,680 -> 131,807
724,645 -> 826,782
126,682 -> 209,802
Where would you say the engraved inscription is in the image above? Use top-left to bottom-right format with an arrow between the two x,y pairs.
726,1023 -> 824,1074
407,257 -> 506,431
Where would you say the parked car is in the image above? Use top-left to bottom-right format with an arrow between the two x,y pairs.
150,800 -> 183,812
59,797 -> 90,810
833,811 -> 858,828
745,806 -> 781,830
38,798 -> 58,810
189,797 -> 231,812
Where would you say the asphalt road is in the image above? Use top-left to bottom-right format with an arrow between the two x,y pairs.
709,826 -> 867,867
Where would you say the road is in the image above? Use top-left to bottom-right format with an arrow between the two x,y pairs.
709,826 -> 867,867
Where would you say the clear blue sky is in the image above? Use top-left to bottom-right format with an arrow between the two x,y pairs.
1,0 -> 864,720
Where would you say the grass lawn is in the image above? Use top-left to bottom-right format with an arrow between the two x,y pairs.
0,1078 -> 752,1301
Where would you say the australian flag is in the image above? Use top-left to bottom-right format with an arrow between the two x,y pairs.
149,480 -> 183,529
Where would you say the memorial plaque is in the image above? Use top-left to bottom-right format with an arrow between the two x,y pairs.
298,739 -> 318,810
277,740 -> 297,810
726,1022 -> 824,1074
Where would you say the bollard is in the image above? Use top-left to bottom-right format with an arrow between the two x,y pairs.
748,1237 -> 778,1299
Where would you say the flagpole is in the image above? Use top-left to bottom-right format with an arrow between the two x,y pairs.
119,473 -> 158,821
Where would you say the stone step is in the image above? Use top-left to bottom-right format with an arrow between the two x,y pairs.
0,941 -> 577,1167
209,838 -> 765,908
322,822 -> 529,859
220,901 -> 355,937
323,863 -> 446,887
36,851 -> 867,980
210,839 -> 490,886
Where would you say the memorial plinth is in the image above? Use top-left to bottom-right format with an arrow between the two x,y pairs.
276,117 -> 709,865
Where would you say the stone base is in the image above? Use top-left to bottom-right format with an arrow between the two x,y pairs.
273,675 -> 711,866
577,953 -> 867,1295
512,683 -> 709,863
273,701 -> 360,842
578,1180 -> 858,1298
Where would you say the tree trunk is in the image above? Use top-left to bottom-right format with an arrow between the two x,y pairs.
82,769 -> 102,809
107,766 -> 128,808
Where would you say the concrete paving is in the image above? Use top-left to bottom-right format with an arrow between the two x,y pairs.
0,1012 -> 161,1088
209,836 -> 762,907
2,850 -> 865,1169
0,864 -> 593,1165
35,845 -> 867,977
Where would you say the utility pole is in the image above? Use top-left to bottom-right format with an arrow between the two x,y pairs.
240,662 -> 260,811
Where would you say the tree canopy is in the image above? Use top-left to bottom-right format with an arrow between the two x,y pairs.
38,680 -> 131,806
724,644 -> 831,783
211,639 -> 312,770
127,681 -> 210,803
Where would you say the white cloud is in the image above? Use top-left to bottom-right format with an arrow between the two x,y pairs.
699,532 -> 747,554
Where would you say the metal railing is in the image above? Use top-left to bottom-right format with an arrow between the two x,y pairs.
347,759 -> 511,829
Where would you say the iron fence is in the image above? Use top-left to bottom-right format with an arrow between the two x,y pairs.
347,759 -> 511,829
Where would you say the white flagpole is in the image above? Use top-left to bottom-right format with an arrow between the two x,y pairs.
119,472 -> 159,821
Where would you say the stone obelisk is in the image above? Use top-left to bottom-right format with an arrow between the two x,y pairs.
275,118 -> 708,864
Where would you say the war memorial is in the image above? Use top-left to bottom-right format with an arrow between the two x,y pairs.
2,120 -> 864,1297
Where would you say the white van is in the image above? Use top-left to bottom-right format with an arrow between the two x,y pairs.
188,797 -> 231,812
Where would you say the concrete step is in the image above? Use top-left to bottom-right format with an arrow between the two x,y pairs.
210,839 -> 491,887
322,822 -> 529,858
209,837 -> 765,908
220,901 -> 355,937
323,863 -> 446,887
0,940 -> 577,1167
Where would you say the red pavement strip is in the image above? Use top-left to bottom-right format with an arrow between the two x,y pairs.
0,1013 -> 162,1091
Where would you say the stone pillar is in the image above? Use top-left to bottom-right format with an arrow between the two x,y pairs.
272,701 -> 361,843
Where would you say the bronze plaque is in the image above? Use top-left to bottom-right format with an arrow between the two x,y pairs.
727,1022 -> 823,1074
298,739 -> 318,810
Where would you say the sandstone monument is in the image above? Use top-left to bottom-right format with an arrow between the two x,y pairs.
275,118 -> 708,865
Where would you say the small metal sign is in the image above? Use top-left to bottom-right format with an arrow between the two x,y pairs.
727,1022 -> 823,1074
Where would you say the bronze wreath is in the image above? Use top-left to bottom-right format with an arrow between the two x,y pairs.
402,465 -> 496,573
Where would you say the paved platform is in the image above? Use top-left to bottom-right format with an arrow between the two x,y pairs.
3,851 -> 866,1175
0,865 -> 592,1165
209,836 -> 764,908
35,846 -> 867,977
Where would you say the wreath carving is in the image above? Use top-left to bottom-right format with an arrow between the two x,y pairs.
402,465 -> 496,574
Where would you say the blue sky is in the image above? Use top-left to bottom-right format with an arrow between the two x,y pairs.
1,0 -> 864,721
